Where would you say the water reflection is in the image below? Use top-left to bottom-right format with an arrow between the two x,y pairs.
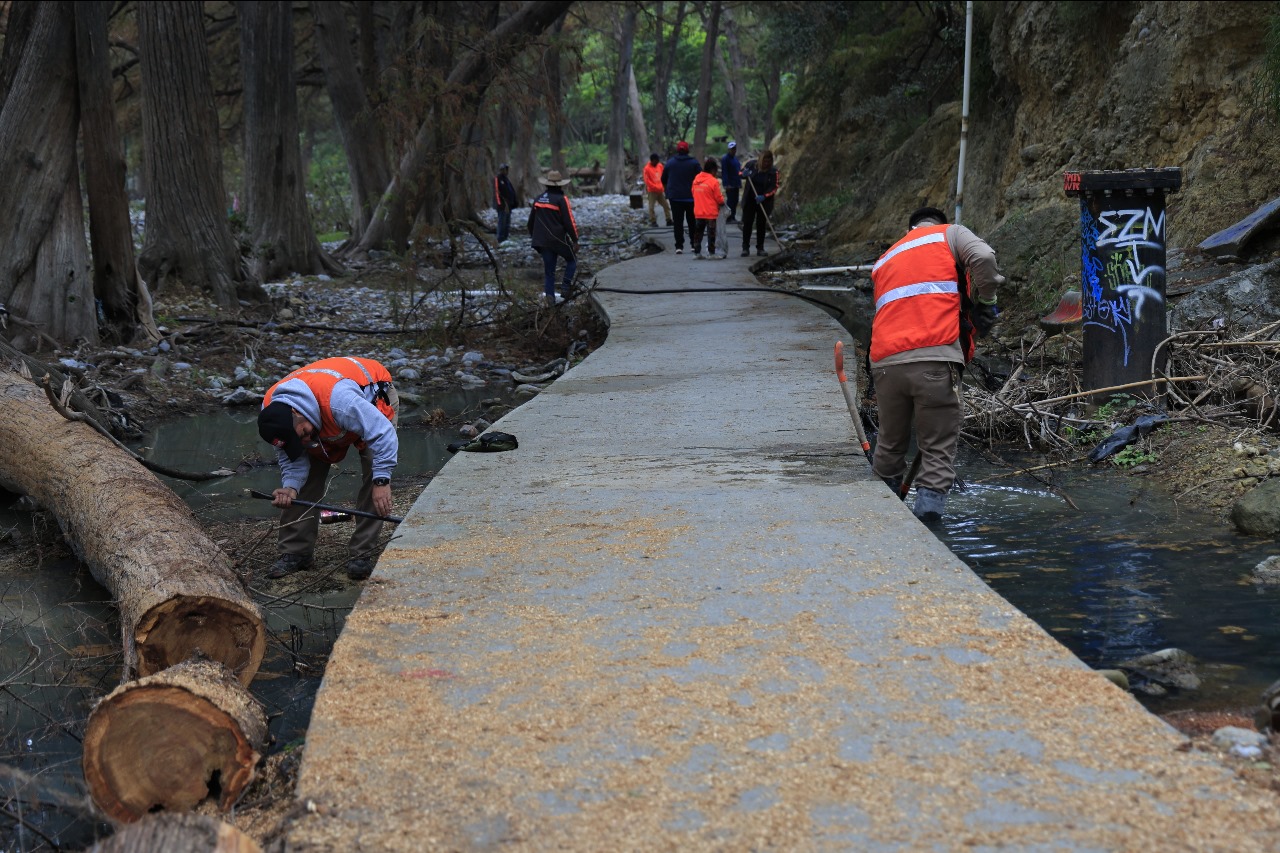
938,449 -> 1280,711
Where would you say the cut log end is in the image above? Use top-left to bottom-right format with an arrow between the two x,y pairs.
136,596 -> 266,685
83,661 -> 267,823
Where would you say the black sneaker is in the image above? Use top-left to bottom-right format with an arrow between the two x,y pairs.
346,558 -> 375,580
675,248 -> 683,254
267,554 -> 314,579
757,248 -> 768,256
740,250 -> 749,257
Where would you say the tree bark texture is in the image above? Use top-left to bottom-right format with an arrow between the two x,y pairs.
628,63 -> 650,168
604,6 -> 637,194
75,0 -> 141,346
354,0 -> 574,257
0,0 -> 98,351
543,12 -> 568,174
83,658 -> 268,824
652,0 -> 687,152
311,0 -> 397,246
0,368 -> 265,684
239,0 -> 338,281
693,0 -> 722,161
88,811 -> 262,852
717,6 -> 752,151
137,1 -> 258,310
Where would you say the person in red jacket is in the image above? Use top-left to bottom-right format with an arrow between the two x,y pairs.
257,357 -> 400,580
643,153 -> 670,227
691,158 -> 726,259
869,206 -> 1003,523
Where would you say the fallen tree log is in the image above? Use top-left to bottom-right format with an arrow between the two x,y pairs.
88,812 -> 261,852
83,658 -> 268,824
0,367 -> 264,682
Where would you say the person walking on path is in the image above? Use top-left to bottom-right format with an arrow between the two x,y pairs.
869,205 -> 1003,523
740,149 -> 780,257
661,140 -> 701,254
492,163 -> 519,244
258,357 -> 400,581
720,141 -> 742,223
529,170 -> 579,304
643,153 -> 671,228
691,157 -> 726,259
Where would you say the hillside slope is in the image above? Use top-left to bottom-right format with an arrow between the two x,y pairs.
777,1 -> 1280,309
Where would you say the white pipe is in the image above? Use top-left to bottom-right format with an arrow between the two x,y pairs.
776,266 -> 874,277
955,0 -> 973,226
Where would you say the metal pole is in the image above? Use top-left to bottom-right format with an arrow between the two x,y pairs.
955,0 -> 974,226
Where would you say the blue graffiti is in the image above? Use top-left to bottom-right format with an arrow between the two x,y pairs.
1079,204 -> 1167,367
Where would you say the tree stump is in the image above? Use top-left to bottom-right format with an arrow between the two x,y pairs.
0,367 -> 265,683
83,658 -> 269,823
87,811 -> 262,852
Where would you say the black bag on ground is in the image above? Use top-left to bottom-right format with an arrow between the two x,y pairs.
447,431 -> 519,454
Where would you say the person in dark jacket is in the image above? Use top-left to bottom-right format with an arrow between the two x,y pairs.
661,140 -> 702,254
528,170 -> 579,305
720,141 -> 742,223
740,149 -> 781,257
493,163 -> 519,244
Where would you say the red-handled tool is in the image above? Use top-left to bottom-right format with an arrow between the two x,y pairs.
834,341 -> 872,463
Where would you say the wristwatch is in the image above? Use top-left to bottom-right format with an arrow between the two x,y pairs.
372,477 -> 390,486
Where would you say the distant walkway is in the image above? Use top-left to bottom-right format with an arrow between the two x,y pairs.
288,227 -> 1280,851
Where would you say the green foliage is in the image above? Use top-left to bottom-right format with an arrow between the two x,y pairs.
307,140 -> 351,233
794,187 -> 857,230
1112,444 -> 1158,468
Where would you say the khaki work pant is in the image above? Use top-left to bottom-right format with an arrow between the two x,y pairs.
646,190 -> 671,226
870,360 -> 962,494
278,387 -> 399,561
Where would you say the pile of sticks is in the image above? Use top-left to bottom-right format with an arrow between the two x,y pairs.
963,319 -> 1280,450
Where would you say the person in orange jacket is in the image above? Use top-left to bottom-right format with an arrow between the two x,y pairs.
643,153 -> 670,227
691,158 -> 726,259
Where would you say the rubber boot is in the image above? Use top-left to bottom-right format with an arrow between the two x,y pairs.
880,476 -> 903,499
912,487 -> 947,523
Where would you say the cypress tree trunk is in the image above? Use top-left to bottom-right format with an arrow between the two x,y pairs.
75,0 -> 143,346
311,0 -> 400,248
0,1 -> 98,351
240,0 -> 340,280
0,368 -> 266,684
137,1 -> 261,310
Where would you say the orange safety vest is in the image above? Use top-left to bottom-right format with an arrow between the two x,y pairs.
692,172 -> 725,219
263,357 -> 395,463
643,162 -> 664,192
870,224 -> 970,362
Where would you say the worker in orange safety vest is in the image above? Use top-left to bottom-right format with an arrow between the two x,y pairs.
869,206 -> 1003,523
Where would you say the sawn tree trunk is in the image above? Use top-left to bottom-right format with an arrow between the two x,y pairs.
0,368 -> 265,684
83,658 -> 268,823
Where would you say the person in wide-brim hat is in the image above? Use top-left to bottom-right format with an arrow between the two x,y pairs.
539,170 -> 573,186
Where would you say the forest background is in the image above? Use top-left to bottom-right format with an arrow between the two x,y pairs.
5,1 -> 1280,359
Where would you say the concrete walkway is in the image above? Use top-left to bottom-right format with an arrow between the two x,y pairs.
288,229 -> 1280,851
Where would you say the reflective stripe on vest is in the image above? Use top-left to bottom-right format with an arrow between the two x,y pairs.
870,224 -> 962,362
264,357 -> 394,461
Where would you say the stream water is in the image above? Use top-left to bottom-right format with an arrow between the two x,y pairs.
3,386 -> 1279,848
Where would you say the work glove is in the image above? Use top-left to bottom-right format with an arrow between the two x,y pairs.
755,195 -> 765,203
973,301 -> 1000,337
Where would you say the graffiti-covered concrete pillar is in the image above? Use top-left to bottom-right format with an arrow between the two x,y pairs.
1063,168 -> 1182,398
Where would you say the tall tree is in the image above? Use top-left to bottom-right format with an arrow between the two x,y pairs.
543,11 -> 569,174
627,63 -> 650,165
0,1 -> 96,351
352,0 -> 573,258
692,0 -> 721,160
311,0 -> 399,247
717,4 -> 751,150
137,0 -> 260,310
239,0 -> 339,280
651,0 -> 687,151
75,0 -> 144,345
603,4 -> 637,194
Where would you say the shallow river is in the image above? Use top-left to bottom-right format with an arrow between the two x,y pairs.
2,393 -> 1278,848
